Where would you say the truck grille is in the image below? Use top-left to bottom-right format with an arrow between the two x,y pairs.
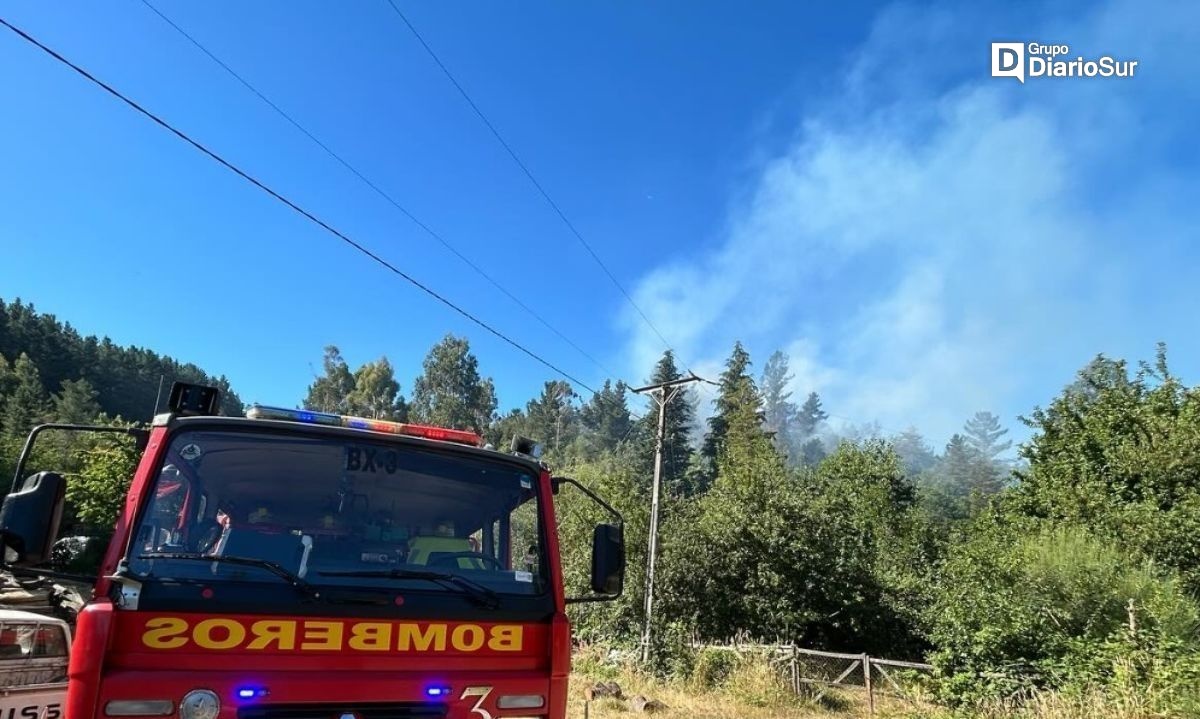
237,703 -> 448,719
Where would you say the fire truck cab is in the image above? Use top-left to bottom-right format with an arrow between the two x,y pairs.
0,383 -> 625,719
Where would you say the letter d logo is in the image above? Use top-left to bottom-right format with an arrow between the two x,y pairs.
991,42 -> 1025,83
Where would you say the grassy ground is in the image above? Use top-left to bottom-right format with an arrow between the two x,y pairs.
564,668 -> 1189,719
566,668 -> 924,718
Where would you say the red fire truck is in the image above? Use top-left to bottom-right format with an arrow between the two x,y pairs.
0,383 -> 625,719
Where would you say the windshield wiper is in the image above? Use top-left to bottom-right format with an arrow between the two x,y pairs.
137,552 -> 322,602
318,568 -> 500,609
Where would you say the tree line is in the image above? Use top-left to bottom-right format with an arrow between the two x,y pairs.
0,298 -> 243,498
2,296 -> 1197,710
306,335 -> 1199,710
301,338 -> 1016,523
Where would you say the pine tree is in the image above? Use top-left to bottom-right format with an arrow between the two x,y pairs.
579,380 -> 633,454
0,353 -> 13,404
410,335 -> 497,433
2,353 -> 50,443
797,392 -> 828,439
891,427 -> 937,476
940,434 -> 977,489
940,433 -> 1004,500
0,353 -> 13,477
638,351 -> 697,490
702,342 -> 768,464
523,381 -> 579,453
208,375 -> 243,417
760,350 -> 799,459
963,411 -> 1012,461
53,378 -> 103,424
0,298 -> 243,420
968,459 -> 1005,498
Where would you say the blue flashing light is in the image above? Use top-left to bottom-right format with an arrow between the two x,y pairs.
246,404 -> 341,427
236,687 -> 268,700
245,404 -> 482,446
424,685 -> 451,699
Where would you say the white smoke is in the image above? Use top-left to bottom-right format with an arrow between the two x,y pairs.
621,0 -> 1200,446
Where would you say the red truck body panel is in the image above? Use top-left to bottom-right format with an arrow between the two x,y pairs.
66,420 -> 576,719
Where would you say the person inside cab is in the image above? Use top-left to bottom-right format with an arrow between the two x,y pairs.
206,502 -> 311,576
407,518 -> 487,570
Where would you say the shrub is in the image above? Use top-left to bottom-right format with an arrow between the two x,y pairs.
690,648 -> 740,688
722,655 -> 792,708
927,519 -> 1200,709
1051,630 -> 1200,716
649,621 -> 696,679
573,642 -> 623,681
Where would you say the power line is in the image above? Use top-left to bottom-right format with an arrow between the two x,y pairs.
383,1 -> 688,366
0,15 -> 599,395
631,374 -> 706,663
136,0 -> 616,380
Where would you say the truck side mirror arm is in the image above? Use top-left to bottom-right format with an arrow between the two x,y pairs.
552,477 -> 626,604
3,423 -> 148,569
11,423 -> 148,491
550,477 -> 621,523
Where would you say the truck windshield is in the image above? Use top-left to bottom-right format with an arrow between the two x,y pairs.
126,429 -> 546,598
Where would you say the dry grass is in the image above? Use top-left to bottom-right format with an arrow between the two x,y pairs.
567,678 -> 1200,718
931,690 -> 1200,719
565,668 -> 1192,719
566,645 -> 1195,718
566,668 -> 923,718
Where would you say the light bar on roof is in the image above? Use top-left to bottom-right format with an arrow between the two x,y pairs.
244,404 -> 482,446
246,404 -> 342,426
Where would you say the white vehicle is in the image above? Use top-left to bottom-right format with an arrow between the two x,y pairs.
0,609 -> 69,719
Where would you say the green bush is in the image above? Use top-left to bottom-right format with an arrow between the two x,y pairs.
66,430 -> 140,527
649,621 -> 695,679
927,520 -> 1200,708
1050,630 -> 1200,715
690,648 -> 740,688
571,643 -> 617,680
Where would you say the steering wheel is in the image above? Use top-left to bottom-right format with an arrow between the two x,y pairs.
191,520 -> 223,554
428,552 -> 503,571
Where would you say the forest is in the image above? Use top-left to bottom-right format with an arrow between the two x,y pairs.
2,296 -> 1198,715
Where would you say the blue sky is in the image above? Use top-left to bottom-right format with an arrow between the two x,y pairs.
1,0 -> 1197,449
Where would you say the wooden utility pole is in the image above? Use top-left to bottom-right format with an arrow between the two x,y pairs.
632,373 -> 706,663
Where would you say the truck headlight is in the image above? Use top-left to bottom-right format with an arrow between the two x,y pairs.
180,690 -> 220,719
104,700 -> 174,716
497,694 -> 545,709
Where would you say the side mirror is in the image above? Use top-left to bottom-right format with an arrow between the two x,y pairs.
591,523 -> 625,596
555,476 -> 626,604
0,472 -> 66,566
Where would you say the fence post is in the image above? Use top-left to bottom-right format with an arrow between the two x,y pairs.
790,644 -> 799,694
862,653 -> 874,716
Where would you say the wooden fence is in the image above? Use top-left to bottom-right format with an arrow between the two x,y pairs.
694,642 -> 934,715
